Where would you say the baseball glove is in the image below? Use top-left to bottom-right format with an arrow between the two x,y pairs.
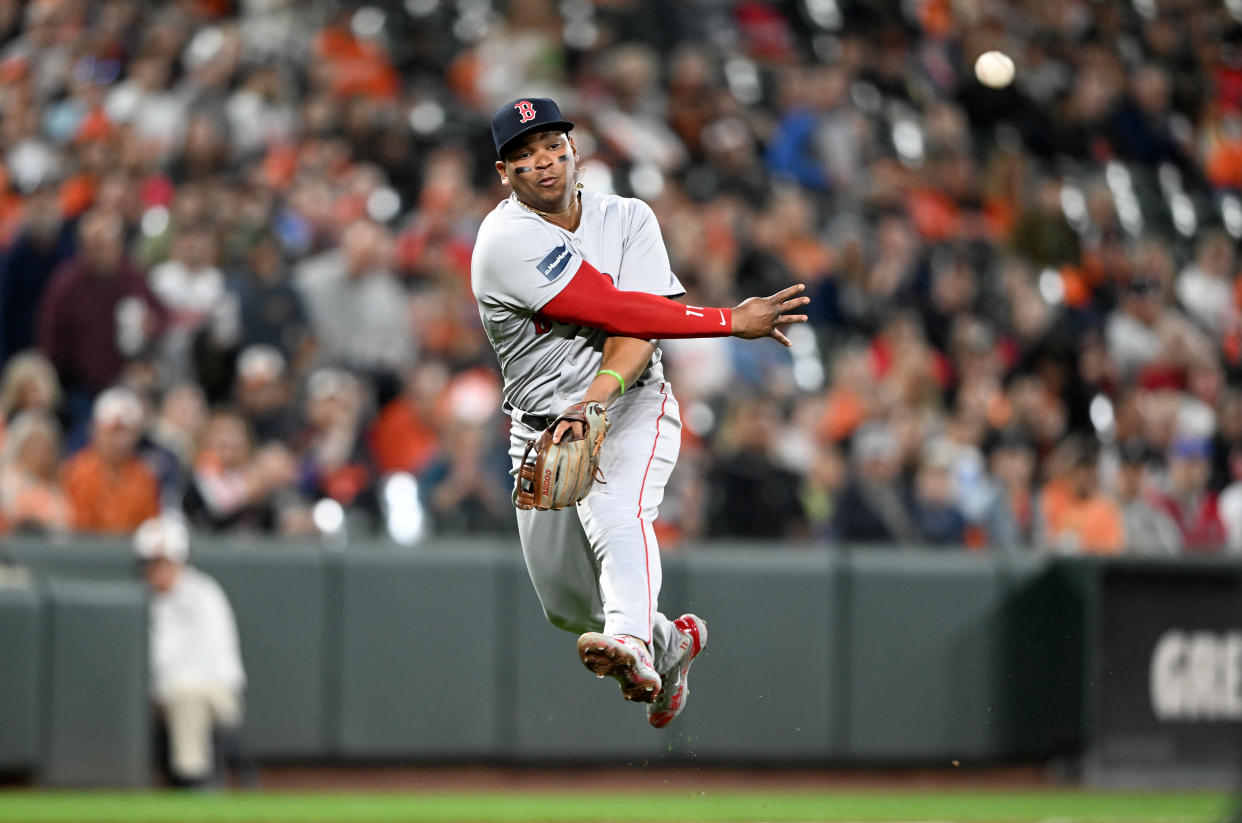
515,401 -> 609,511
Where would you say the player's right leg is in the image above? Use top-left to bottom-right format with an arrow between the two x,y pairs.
515,505 -> 604,636
510,420 -> 606,637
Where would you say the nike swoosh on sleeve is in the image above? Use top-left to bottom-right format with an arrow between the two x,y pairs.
718,310 -> 726,326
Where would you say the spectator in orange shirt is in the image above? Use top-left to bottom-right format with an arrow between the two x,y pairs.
1037,436 -> 1124,555
310,10 -> 400,100
367,362 -> 447,477
61,387 -> 160,533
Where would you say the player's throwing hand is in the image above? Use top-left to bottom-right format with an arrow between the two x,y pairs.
730,284 -> 811,347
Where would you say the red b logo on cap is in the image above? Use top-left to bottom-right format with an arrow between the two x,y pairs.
514,100 -> 536,123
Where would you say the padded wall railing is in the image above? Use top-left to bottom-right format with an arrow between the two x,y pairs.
2,536 -> 1203,785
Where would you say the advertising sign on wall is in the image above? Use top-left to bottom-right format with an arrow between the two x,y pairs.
1091,564 -> 1242,781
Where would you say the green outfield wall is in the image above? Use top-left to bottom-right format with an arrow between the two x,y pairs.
0,537 -> 1231,786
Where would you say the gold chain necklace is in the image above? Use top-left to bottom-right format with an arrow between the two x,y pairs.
515,183 -> 583,218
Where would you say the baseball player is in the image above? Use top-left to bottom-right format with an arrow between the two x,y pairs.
471,97 -> 808,727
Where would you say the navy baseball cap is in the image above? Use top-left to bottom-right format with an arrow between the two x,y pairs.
492,97 -> 575,159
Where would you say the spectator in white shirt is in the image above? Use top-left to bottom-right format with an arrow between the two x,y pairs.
1176,230 -> 1236,337
134,515 -> 249,788
148,224 -> 235,384
295,219 -> 414,387
1106,275 -> 1211,382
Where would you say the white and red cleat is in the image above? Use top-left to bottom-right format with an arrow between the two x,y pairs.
577,633 -> 662,703
647,614 -> 707,728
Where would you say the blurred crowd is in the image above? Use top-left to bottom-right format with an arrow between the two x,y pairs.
3,0 -> 1242,556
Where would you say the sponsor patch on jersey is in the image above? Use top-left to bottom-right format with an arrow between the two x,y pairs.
536,243 -> 573,282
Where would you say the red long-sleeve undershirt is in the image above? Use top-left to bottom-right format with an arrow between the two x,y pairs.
538,262 -> 732,338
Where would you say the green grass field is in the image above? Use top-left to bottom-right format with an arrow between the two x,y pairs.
0,789 -> 1233,823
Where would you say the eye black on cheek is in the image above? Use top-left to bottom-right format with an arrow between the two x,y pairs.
514,166 -> 532,174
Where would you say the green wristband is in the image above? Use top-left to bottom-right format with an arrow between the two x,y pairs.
597,369 -> 626,395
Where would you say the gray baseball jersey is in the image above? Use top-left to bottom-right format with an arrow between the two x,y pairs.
471,190 -> 684,417
471,187 -> 689,668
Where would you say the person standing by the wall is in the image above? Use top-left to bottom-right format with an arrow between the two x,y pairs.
134,514 -> 253,788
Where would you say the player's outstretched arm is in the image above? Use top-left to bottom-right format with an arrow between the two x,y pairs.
730,284 -> 811,348
539,262 -> 810,343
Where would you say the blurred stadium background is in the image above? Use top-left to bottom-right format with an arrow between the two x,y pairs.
2,0 -> 1242,820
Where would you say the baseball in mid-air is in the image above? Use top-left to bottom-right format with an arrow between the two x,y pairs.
974,50 -> 1015,89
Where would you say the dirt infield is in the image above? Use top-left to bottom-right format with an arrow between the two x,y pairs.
256,763 -> 1057,794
